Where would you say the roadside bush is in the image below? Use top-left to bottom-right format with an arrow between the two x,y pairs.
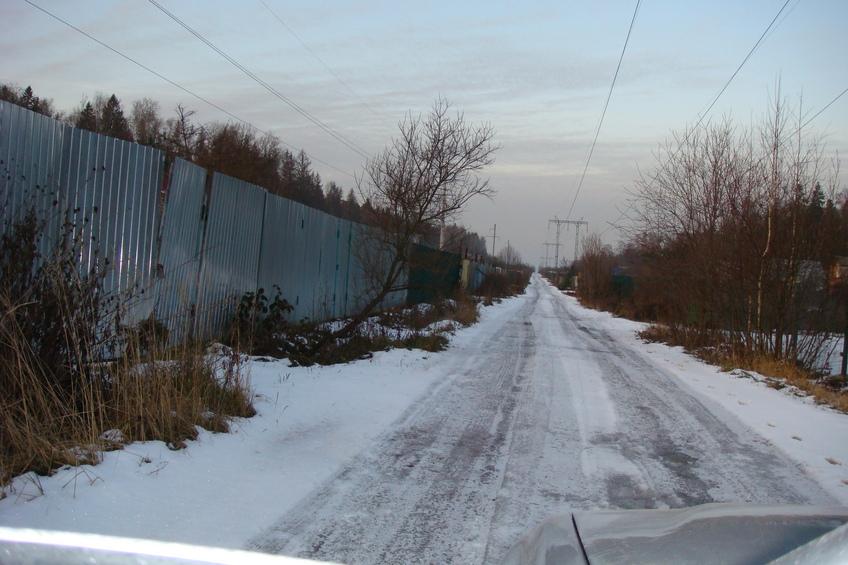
0,210 -> 107,401
104,340 -> 255,447
476,272 -> 511,304
386,292 -> 479,330
288,317 -> 451,366
260,294 -> 478,366
0,209 -> 108,481
476,270 -> 531,305
228,285 -> 294,357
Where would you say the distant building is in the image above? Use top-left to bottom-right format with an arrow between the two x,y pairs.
828,256 -> 848,291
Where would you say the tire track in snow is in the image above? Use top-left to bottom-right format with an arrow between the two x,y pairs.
246,276 -> 836,564
247,290 -> 539,564
547,282 -> 835,509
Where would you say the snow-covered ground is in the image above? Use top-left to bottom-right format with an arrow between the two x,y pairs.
574,296 -> 848,504
0,340 -> 454,549
2,275 -> 847,558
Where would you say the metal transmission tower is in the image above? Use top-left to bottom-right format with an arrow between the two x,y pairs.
548,217 -> 588,268
548,218 -> 567,269
568,219 -> 588,264
542,242 -> 557,269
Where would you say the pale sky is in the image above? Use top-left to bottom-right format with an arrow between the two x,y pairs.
2,0 -> 846,265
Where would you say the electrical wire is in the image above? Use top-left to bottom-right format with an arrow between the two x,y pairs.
23,0 -> 355,178
599,83 -> 848,236
259,0 -> 389,128
694,0 -> 793,127
760,0 -> 801,47
599,0 -> 810,236
148,0 -> 373,160
802,86 -> 848,129
564,0 -> 641,221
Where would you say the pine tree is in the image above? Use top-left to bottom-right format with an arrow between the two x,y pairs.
75,102 -> 98,133
0,83 -> 55,117
325,182 -> 344,218
99,94 -> 134,142
20,86 -> 36,109
342,189 -> 362,222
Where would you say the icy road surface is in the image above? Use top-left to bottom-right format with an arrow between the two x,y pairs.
248,275 -> 836,564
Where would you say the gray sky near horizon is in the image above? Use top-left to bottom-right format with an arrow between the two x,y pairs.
2,0 -> 846,265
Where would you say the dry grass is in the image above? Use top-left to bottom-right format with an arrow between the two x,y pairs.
640,324 -> 848,414
0,212 -> 255,488
728,355 -> 848,414
449,292 -> 480,327
1,302 -> 255,488
103,341 -> 255,447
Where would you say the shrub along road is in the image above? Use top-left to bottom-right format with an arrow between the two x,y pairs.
247,274 -> 837,564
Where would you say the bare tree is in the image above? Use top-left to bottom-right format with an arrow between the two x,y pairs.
629,91 -> 841,367
131,97 -> 165,147
631,117 -> 744,337
307,98 -> 497,359
497,243 -> 522,270
578,233 -> 615,306
164,104 -> 207,162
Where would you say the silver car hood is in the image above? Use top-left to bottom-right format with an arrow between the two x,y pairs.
501,503 -> 848,565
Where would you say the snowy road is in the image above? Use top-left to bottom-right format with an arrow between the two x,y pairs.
247,275 -> 835,564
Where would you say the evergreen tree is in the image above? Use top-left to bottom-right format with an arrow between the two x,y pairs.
99,94 -> 134,142
0,83 -> 55,117
342,189 -> 362,222
20,86 -> 36,109
325,182 -> 344,218
75,102 -> 98,133
292,151 -> 322,209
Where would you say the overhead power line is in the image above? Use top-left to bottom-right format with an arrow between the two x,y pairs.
564,0 -> 641,221
23,0 -> 354,178
148,0 -> 373,160
601,0 -> 809,236
802,86 -> 848,129
694,0 -> 793,126
259,0 -> 389,128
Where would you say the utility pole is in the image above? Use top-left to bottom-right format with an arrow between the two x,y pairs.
488,224 -> 499,259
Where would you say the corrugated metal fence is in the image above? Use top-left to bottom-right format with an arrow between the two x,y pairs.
0,101 -> 404,342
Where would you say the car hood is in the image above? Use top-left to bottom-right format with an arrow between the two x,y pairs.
500,503 -> 848,565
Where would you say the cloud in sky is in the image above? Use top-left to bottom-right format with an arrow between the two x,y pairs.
2,0 -> 846,264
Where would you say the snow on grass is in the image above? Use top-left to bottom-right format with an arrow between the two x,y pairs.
0,348 -> 448,548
